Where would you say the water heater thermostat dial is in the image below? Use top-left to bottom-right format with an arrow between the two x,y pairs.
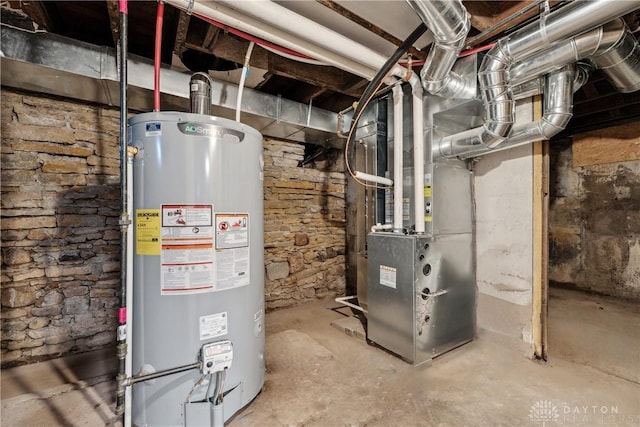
200,340 -> 233,375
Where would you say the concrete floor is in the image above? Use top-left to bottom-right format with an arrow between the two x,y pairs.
2,288 -> 639,426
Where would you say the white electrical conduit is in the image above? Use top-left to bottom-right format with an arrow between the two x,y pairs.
236,41 -> 254,122
164,0 -> 382,80
392,83 -> 404,232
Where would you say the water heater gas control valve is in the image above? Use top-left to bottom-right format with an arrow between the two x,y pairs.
200,340 -> 233,375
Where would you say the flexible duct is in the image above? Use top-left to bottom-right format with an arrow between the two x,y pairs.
437,0 -> 640,157
406,0 -> 471,98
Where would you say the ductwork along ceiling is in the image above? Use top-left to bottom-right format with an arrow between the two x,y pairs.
1,0 -> 639,147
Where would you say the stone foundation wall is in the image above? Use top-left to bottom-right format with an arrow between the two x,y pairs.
1,90 -> 121,367
549,139 -> 640,300
1,89 -> 347,367
262,140 -> 346,309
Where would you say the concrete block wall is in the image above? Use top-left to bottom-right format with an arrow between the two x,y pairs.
549,139 -> 640,300
1,89 -> 347,367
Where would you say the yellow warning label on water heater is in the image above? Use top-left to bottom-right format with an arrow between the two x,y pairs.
136,209 -> 161,255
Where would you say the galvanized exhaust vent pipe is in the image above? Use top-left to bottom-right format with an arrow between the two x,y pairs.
436,0 -> 640,159
406,0 -> 471,98
189,72 -> 213,115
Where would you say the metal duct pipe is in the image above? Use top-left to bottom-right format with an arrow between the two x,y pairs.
438,0 -> 640,155
406,0 -> 471,98
511,61 -> 592,99
455,65 -> 575,159
591,23 -> 640,93
511,19 -> 640,92
189,72 -> 212,115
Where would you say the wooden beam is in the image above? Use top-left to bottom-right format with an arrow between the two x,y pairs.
572,121 -> 640,167
531,94 -> 548,360
173,10 -> 191,55
463,0 -> 562,48
185,35 -> 365,98
105,0 -> 120,48
19,0 -> 55,31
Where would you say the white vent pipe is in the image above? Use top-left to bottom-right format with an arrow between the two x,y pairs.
437,0 -> 640,158
164,0 -> 379,79
410,74 -> 425,234
392,84 -> 404,232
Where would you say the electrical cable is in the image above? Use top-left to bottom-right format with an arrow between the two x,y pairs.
345,22 -> 428,188
186,375 -> 206,403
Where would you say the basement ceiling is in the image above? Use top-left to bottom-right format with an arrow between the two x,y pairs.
2,0 -> 640,136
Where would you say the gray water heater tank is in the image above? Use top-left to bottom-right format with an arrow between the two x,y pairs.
129,112 -> 265,425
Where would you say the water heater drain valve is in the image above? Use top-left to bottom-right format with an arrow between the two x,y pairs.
200,340 -> 233,375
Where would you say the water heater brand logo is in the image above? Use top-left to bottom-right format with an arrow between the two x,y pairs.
177,122 -> 245,142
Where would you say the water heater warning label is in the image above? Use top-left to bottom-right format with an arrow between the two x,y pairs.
161,204 -> 215,295
136,209 -> 161,255
215,213 -> 250,289
380,265 -> 397,289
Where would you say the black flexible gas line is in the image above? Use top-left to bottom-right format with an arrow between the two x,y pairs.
346,22 -> 427,162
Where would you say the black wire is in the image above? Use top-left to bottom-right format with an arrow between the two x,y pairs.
347,22 -> 428,160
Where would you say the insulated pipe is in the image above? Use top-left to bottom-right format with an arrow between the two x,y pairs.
456,65 -> 575,159
438,0 -> 640,155
115,0 -> 129,419
164,0 -> 380,79
406,0 -> 471,98
392,84 -> 404,232
353,171 -> 393,186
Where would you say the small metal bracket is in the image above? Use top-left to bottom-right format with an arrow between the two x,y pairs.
186,0 -> 195,15
276,94 -> 282,124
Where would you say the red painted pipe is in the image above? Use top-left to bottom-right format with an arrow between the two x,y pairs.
154,2 -> 165,112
